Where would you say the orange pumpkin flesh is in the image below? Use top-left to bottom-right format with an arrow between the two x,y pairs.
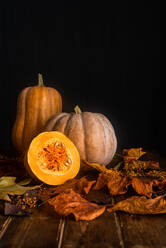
25,131 -> 80,185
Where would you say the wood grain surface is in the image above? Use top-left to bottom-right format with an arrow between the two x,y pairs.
0,151 -> 166,248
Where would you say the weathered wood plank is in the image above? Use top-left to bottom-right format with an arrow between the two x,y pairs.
113,151 -> 166,248
61,189 -> 123,248
0,200 -> 13,240
0,216 -> 12,240
117,210 -> 166,248
0,204 -> 62,248
0,150 -> 166,248
61,211 -> 122,248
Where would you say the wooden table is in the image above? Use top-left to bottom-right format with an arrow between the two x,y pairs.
1,151 -> 166,248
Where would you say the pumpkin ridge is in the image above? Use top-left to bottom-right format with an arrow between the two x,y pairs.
81,112 -> 87,161
22,87 -> 39,151
56,114 -> 71,133
57,89 -> 62,112
49,87 -> 60,113
94,114 -> 107,163
64,113 -> 74,136
47,87 -> 54,116
98,113 -> 117,160
20,88 -> 31,150
44,113 -> 67,131
12,87 -> 30,151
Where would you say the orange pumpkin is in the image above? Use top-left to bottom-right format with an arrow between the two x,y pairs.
24,131 -> 80,185
44,106 -> 117,166
12,74 -> 62,154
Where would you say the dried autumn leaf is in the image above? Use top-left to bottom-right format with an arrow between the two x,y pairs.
55,177 -> 96,195
39,177 -> 96,202
93,173 -> 107,190
157,180 -> 166,191
82,160 -> 109,173
0,177 -> 40,201
48,189 -> 105,221
122,147 -> 146,161
108,194 -> 166,214
131,177 -> 159,198
144,170 -> 166,192
94,172 -> 131,196
107,175 -> 131,195
124,160 -> 160,173
146,170 -> 166,180
83,157 -> 165,199
74,177 -> 96,194
83,160 -> 130,196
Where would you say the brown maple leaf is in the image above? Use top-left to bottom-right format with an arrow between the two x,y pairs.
108,194 -> 166,214
48,189 -> 105,221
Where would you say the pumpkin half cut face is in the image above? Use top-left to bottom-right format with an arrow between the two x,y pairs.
24,131 -> 80,185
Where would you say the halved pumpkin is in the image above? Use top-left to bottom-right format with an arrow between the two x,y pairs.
24,131 -> 80,185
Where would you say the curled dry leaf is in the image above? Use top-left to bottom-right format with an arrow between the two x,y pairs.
122,147 -> 146,161
107,175 -> 131,195
131,177 -> 159,198
146,170 -> 166,180
74,177 -> 96,195
39,177 -> 96,202
83,153 -> 166,203
124,160 -> 160,173
83,158 -> 166,199
83,160 -> 131,196
53,177 -> 96,195
94,172 -> 131,196
82,160 -> 109,173
48,189 -> 105,221
108,194 -> 166,214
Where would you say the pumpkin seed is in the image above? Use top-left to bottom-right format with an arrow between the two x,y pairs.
55,142 -> 59,146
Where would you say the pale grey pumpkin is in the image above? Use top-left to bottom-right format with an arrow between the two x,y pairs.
43,107 -> 117,165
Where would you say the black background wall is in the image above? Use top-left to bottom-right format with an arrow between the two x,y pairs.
0,2 -> 163,155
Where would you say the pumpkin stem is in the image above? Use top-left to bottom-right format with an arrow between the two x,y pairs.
38,73 -> 44,86
74,105 -> 82,114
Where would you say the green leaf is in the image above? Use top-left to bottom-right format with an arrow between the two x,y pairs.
0,176 -> 40,202
0,177 -> 17,187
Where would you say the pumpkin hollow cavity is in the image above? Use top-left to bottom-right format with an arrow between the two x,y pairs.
38,141 -> 72,173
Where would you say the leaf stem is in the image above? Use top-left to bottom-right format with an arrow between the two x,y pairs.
114,161 -> 124,170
